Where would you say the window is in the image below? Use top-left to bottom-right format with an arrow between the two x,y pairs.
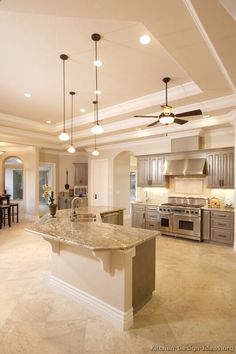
4,157 -> 23,200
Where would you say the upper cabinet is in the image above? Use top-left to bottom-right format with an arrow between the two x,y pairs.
207,148 -> 234,189
74,163 -> 88,186
137,155 -> 167,187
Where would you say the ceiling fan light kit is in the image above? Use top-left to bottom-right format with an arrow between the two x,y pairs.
134,77 -> 202,128
58,54 -> 70,141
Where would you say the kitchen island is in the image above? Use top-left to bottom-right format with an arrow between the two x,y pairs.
26,207 -> 159,330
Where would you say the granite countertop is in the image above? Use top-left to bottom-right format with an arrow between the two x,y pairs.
26,208 -> 159,251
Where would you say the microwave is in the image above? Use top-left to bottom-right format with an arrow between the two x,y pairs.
74,185 -> 87,197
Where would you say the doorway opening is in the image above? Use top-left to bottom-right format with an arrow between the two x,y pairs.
39,163 -> 56,216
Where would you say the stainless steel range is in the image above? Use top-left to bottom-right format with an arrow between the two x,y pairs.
158,197 -> 208,241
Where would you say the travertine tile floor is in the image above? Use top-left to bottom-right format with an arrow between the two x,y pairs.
0,223 -> 236,354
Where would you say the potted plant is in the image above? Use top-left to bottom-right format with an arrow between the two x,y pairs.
42,184 -> 57,217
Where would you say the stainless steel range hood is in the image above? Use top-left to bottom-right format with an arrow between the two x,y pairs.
163,158 -> 206,176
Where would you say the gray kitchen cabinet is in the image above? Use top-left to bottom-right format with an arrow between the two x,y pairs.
149,156 -> 167,187
145,205 -> 158,230
58,196 -> 88,210
137,156 -> 150,187
58,196 -> 73,210
207,148 -> 234,188
101,210 -> 124,225
202,210 -> 211,240
137,155 -> 167,187
202,210 -> 234,245
74,163 -> 88,186
131,204 -> 146,228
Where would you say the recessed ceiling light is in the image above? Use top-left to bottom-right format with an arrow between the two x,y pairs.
46,120 -> 52,124
139,35 -> 151,45
93,60 -> 103,67
94,90 -> 101,95
204,115 -> 210,118
80,108 -> 86,113
24,93 -> 31,98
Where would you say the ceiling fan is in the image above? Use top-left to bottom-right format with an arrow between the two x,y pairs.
134,77 -> 202,127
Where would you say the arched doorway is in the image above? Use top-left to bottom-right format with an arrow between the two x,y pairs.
3,156 -> 23,200
113,151 -> 137,216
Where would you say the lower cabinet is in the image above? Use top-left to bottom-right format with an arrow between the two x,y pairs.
132,204 -> 146,229
101,210 -> 124,225
202,209 -> 234,245
58,196 -> 88,210
132,204 -> 159,230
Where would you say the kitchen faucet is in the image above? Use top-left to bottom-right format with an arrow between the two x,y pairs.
70,196 -> 81,221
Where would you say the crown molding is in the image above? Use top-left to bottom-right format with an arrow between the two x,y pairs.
78,113 -> 234,149
55,81 -> 202,131
0,112 -> 54,132
71,94 -> 236,140
183,0 -> 236,93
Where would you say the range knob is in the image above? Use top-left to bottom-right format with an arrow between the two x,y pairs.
191,211 -> 194,214
186,210 -> 190,214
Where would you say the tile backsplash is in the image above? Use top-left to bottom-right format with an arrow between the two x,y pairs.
137,177 -> 235,208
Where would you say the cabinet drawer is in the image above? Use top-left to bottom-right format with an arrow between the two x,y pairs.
146,214 -> 158,221
211,218 -> 233,230
211,228 -> 233,244
146,221 -> 158,230
211,211 -> 233,220
132,204 -> 145,211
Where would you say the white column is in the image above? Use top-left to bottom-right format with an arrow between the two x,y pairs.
234,121 -> 236,251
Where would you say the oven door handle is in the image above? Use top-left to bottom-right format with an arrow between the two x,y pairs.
173,213 -> 200,218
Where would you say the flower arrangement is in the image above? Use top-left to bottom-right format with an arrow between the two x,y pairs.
42,184 -> 55,205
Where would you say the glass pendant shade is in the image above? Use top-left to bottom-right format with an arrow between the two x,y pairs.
92,149 -> 99,156
67,145 -> 76,153
91,123 -> 104,134
58,131 -> 70,141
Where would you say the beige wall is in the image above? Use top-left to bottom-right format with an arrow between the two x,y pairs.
58,153 -> 88,192
113,152 -> 132,214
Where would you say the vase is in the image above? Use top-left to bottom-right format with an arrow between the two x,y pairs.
49,203 -> 57,218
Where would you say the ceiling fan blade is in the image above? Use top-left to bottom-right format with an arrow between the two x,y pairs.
134,115 -> 159,118
175,109 -> 202,118
174,118 -> 188,125
147,120 -> 159,127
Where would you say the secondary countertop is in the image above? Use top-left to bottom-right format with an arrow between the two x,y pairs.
26,207 -> 159,251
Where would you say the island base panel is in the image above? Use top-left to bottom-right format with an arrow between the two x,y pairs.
49,240 -> 135,330
132,238 -> 156,313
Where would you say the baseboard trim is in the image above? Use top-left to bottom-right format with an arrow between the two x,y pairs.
50,275 -> 134,330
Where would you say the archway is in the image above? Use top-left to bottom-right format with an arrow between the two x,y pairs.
3,156 -> 23,200
113,151 -> 137,216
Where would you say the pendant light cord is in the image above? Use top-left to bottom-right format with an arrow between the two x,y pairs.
70,93 -> 73,145
63,58 -> 66,132
69,91 -> 76,146
165,81 -> 168,106
94,40 -> 99,124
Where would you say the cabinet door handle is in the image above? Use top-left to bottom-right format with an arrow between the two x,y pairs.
218,223 -> 226,226
219,180 -> 222,186
218,234 -> 226,238
222,180 -> 224,186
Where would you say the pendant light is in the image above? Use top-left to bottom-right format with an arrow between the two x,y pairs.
91,33 -> 104,135
58,54 -> 70,141
67,91 -> 76,153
